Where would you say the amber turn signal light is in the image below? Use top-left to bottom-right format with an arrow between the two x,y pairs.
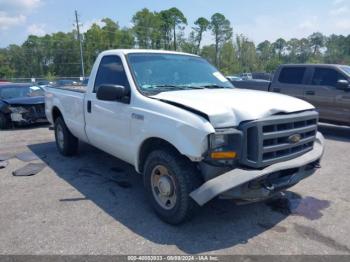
210,151 -> 237,159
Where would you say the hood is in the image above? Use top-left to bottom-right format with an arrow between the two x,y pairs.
151,89 -> 314,128
2,96 -> 44,106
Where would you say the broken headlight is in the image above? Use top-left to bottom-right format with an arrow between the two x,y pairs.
8,106 -> 28,114
208,129 -> 243,160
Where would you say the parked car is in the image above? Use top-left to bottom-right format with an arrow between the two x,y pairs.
81,77 -> 89,86
55,79 -> 78,86
226,75 -> 242,82
232,64 -> 350,126
45,50 -> 324,224
252,72 -> 273,81
0,83 -> 47,129
239,72 -> 253,80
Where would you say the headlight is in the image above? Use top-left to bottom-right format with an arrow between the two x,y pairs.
208,129 -> 243,160
9,106 -> 28,114
210,133 -> 229,149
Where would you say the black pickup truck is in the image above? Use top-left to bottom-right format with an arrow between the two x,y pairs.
230,64 -> 350,126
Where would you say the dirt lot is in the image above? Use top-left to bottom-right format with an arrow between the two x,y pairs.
0,123 -> 350,255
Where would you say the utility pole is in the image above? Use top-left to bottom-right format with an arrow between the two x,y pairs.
75,10 -> 85,79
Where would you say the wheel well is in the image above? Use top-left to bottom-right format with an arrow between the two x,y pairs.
52,107 -> 62,123
138,137 -> 182,173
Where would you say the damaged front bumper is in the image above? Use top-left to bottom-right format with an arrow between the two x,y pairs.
9,104 -> 47,124
190,132 -> 325,206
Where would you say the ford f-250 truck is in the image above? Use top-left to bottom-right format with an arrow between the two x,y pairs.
45,50 -> 325,224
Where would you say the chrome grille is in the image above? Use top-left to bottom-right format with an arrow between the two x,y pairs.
240,111 -> 318,168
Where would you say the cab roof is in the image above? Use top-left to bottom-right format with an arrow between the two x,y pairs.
100,49 -> 199,57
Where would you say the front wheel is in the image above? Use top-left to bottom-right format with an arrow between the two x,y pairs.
143,148 -> 202,224
54,117 -> 78,156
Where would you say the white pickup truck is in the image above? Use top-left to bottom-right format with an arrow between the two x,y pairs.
45,49 -> 325,224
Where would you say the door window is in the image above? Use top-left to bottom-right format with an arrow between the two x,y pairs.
278,67 -> 306,84
94,55 -> 130,92
311,68 -> 346,87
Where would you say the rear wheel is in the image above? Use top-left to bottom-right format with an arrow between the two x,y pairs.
143,148 -> 202,224
0,113 -> 9,130
54,117 -> 78,156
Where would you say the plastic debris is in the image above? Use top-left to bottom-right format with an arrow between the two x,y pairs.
12,163 -> 46,176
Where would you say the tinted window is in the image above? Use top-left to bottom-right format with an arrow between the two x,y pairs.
311,68 -> 346,87
278,67 -> 306,84
94,55 -> 129,92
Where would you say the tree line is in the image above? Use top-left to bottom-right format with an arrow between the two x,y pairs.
1,7 -> 350,79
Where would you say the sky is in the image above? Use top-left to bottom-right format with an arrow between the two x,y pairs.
0,0 -> 350,48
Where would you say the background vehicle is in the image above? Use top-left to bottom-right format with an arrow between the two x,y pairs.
55,79 -> 78,86
45,50 -> 324,224
226,75 -> 242,82
230,64 -> 350,126
239,72 -> 252,80
0,83 -> 47,129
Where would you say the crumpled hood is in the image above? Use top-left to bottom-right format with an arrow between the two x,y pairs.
2,96 -> 44,105
151,88 -> 314,127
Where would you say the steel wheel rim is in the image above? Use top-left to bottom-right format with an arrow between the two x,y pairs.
56,124 -> 64,150
151,165 -> 177,210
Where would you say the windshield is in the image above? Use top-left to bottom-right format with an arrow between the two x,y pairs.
340,66 -> 350,76
0,85 -> 44,99
127,53 -> 233,94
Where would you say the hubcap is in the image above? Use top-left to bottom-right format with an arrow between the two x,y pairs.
151,165 -> 177,210
56,124 -> 64,150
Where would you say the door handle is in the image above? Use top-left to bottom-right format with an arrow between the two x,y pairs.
273,88 -> 281,93
87,100 -> 91,113
305,90 -> 315,96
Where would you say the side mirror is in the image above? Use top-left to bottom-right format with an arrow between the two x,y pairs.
96,84 -> 127,101
336,79 -> 350,91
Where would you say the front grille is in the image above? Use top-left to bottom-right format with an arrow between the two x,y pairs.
240,111 -> 318,168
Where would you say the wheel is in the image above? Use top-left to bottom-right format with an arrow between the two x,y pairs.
54,117 -> 78,156
143,148 -> 202,224
0,113 -> 9,130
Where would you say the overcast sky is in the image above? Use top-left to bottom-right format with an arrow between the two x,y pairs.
0,0 -> 350,48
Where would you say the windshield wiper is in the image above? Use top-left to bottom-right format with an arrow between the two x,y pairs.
147,85 -> 205,90
201,84 -> 229,89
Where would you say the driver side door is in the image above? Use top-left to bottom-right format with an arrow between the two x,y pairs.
85,55 -> 134,163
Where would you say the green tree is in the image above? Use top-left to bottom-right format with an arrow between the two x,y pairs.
236,34 -> 258,72
193,17 -> 210,54
132,8 -> 161,49
272,38 -> 287,60
308,32 -> 325,56
162,8 -> 187,50
209,13 -> 233,66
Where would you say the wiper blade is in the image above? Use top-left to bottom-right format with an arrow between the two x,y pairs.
202,84 -> 228,89
147,85 -> 205,90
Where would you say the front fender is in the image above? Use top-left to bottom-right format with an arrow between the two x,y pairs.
131,107 -> 215,173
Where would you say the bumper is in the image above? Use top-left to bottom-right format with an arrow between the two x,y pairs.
10,105 -> 47,125
190,132 -> 325,206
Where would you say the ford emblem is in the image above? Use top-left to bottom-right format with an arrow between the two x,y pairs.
288,134 -> 301,144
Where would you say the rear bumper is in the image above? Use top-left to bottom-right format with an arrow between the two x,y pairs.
190,132 -> 325,206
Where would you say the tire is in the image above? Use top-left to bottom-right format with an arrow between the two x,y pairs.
143,148 -> 202,224
54,117 -> 78,156
0,113 -> 9,130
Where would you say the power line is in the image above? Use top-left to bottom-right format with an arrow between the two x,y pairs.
75,10 -> 85,78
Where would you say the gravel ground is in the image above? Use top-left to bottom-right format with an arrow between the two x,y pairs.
0,123 -> 349,255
